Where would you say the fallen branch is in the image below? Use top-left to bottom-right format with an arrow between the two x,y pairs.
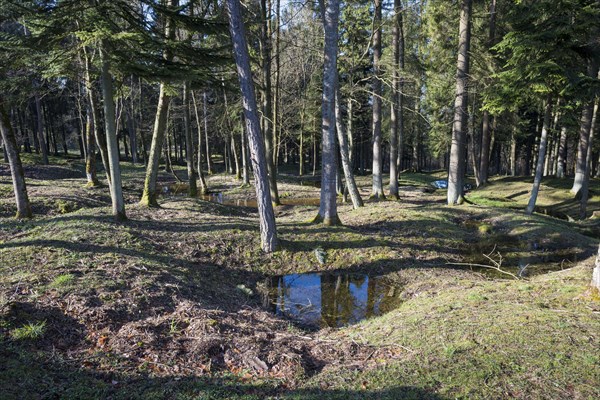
447,245 -> 521,280
446,261 -> 520,279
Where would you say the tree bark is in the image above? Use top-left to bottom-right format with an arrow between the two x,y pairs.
99,43 -> 126,220
183,82 -> 198,197
127,77 -> 138,165
312,126 -> 317,176
259,0 -> 280,205
82,46 -> 110,183
203,91 -> 212,174
232,133 -> 241,179
273,0 -> 282,170
526,95 -> 552,215
389,0 -> 403,199
371,0 -> 385,199
314,0 -> 341,225
84,108 -> 100,186
34,95 -> 49,165
447,0 -> 472,205
335,87 -> 363,209
0,98 -> 32,218
191,91 -> 208,193
479,111 -> 491,184
226,0 -> 278,252
299,107 -> 305,176
592,244 -> 600,292
548,100 -> 562,176
479,0 -> 496,185
556,125 -> 568,178
140,0 -> 177,207
580,99 -> 598,219
468,98 -> 481,187
240,112 -> 250,186
141,82 -> 170,206
572,61 -> 599,194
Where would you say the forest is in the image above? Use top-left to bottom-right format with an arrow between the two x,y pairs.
0,0 -> 599,399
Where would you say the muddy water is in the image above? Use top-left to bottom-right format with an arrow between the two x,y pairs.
261,272 -> 402,328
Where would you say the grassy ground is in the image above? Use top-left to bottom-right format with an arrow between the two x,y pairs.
0,156 -> 599,399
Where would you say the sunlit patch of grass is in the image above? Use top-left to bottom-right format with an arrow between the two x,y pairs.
323,263 -> 600,399
49,273 -> 75,288
10,320 -> 46,340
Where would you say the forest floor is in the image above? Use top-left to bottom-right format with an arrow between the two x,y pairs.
1,154 -> 599,399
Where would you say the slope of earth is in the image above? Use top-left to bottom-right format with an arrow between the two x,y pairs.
0,158 -> 598,399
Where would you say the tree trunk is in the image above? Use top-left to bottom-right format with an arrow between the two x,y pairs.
312,126 -> 317,176
556,125 -> 568,177
335,87 -> 363,209
389,0 -> 403,199
240,112 -> 250,186
314,0 -> 341,225
126,108 -> 137,165
100,43 -> 126,221
572,61 -> 599,194
226,0 -> 278,252
548,101 -> 562,176
273,0 -> 282,170
203,91 -> 212,174
35,95 -> 49,165
164,117 -> 174,174
526,95 -> 552,215
141,82 -> 170,206
1,137 -> 7,163
140,0 -> 177,206
191,91 -> 208,194
259,0 -> 280,205
232,133 -> 241,179
371,0 -> 385,199
224,136 -> 231,174
592,244 -> 600,292
82,46 -> 110,182
84,108 -> 100,186
42,102 -> 55,156
468,98 -> 481,187
221,83 -> 241,179
480,111 -> 491,184
183,82 -> 198,197
580,99 -> 598,219
138,77 -> 148,166
447,0 -> 472,205
0,99 -> 32,218
347,98 -> 355,168
128,76 -> 138,165
479,0 -> 496,185
74,94 -> 86,159
299,108 -> 305,176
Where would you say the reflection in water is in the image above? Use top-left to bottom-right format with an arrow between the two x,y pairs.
160,184 -> 321,207
263,272 -> 401,328
199,194 -> 321,208
466,234 -> 583,277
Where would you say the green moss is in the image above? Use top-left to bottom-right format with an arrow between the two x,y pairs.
478,223 -> 493,234
56,200 -> 77,214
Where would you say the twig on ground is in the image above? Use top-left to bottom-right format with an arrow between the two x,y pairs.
447,245 -> 521,280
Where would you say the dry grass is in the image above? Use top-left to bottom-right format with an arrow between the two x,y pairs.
0,157 -> 598,399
